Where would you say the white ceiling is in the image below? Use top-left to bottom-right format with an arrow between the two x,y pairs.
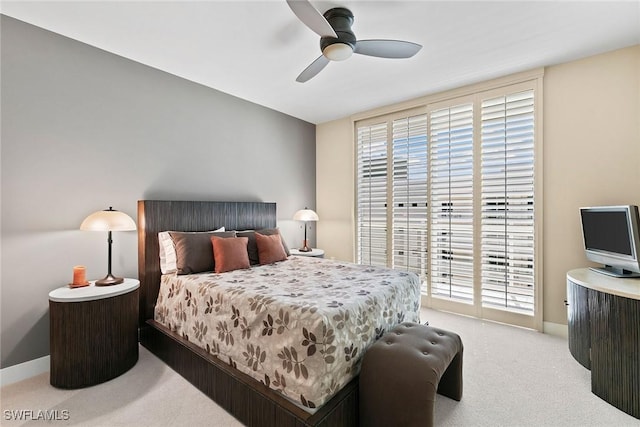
2,1 -> 639,124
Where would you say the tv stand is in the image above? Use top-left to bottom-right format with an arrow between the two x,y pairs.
566,268 -> 640,419
589,265 -> 640,278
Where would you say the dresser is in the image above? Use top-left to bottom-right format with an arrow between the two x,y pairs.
566,268 -> 640,419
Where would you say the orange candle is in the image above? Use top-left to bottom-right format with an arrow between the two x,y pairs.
71,265 -> 89,287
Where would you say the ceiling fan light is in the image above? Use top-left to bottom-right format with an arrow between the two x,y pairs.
323,43 -> 353,61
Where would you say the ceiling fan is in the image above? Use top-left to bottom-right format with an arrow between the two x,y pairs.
286,0 -> 422,83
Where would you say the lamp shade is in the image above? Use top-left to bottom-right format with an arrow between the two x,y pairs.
80,207 -> 136,231
80,207 -> 136,286
293,208 -> 318,253
293,208 -> 319,222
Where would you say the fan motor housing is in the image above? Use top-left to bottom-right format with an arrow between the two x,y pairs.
320,7 -> 356,52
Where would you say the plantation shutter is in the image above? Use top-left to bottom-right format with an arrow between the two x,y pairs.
429,104 -> 475,302
480,90 -> 535,314
392,114 -> 428,278
354,74 -> 541,328
357,122 -> 388,267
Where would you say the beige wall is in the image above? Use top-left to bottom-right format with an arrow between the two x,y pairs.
543,45 -> 640,325
317,45 -> 639,326
316,118 -> 355,262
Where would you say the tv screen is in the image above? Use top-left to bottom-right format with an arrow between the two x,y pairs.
581,210 -> 632,256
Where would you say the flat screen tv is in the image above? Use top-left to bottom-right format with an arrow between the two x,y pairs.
580,205 -> 640,278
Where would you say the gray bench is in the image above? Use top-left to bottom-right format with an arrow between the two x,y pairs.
359,322 -> 464,427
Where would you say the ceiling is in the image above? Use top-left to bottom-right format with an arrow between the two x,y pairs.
2,1 -> 639,124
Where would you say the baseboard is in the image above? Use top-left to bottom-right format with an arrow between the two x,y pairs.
0,356 -> 50,387
423,302 -> 569,338
543,321 -> 568,338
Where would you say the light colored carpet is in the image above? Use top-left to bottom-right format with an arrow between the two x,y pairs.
424,308 -> 638,426
0,345 -> 242,427
1,308 -> 638,426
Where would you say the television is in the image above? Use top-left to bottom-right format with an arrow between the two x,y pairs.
579,205 -> 640,278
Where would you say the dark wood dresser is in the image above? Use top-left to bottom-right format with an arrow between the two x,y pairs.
567,268 -> 640,419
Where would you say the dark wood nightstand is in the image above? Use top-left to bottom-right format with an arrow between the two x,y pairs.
49,278 -> 139,389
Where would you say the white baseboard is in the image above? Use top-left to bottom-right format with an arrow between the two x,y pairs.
0,356 -> 50,387
543,321 -> 568,338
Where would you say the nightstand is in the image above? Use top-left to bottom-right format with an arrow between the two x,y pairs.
49,278 -> 139,389
290,248 -> 325,258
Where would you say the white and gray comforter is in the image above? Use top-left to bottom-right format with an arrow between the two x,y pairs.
155,256 -> 421,411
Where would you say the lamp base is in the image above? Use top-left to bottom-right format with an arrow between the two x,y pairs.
95,274 -> 124,286
298,240 -> 312,252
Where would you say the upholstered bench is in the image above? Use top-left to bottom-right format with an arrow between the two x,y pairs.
359,323 -> 463,427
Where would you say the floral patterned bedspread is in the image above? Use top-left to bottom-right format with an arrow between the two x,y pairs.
154,256 -> 421,411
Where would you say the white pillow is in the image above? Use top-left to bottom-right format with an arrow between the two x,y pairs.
159,227 -> 225,274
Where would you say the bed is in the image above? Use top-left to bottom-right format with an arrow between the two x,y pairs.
137,200 -> 421,426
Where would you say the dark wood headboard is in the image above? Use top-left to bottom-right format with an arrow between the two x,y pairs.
137,200 -> 277,323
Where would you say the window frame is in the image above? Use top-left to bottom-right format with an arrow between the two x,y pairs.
354,73 -> 543,331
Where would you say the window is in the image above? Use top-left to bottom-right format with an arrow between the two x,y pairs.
429,103 -> 474,303
356,113 -> 428,278
480,90 -> 535,314
356,78 -> 541,329
392,115 -> 428,277
356,122 -> 388,268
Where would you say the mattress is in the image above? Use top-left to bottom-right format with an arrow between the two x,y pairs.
154,256 -> 421,411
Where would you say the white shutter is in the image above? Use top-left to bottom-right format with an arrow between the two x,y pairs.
481,90 -> 535,314
429,104 -> 474,303
357,122 -> 388,267
392,114 -> 428,278
354,77 -> 540,328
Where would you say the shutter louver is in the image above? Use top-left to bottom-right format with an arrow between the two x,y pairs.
481,90 -> 535,314
392,114 -> 428,279
429,104 -> 474,303
357,123 -> 388,267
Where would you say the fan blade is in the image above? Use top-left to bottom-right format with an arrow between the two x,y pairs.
286,0 -> 337,38
296,55 -> 330,83
354,40 -> 422,59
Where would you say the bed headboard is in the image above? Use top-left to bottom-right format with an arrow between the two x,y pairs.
137,200 -> 277,323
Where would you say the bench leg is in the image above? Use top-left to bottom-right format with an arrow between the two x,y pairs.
436,347 -> 463,401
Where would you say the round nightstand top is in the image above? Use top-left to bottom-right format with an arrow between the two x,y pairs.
49,278 -> 140,302
290,248 -> 325,257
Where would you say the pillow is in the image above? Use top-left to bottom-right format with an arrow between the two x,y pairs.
255,232 -> 288,265
158,231 -> 178,274
211,236 -> 250,273
236,228 -> 290,265
169,230 -> 235,275
159,227 -> 225,274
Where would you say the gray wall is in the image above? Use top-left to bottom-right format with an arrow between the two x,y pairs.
1,15 -> 316,368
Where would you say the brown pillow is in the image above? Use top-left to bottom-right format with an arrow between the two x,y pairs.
169,231 -> 236,275
255,232 -> 288,265
236,228 -> 290,265
211,236 -> 250,273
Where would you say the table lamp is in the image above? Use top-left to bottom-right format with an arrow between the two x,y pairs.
293,208 -> 319,252
80,207 -> 136,286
